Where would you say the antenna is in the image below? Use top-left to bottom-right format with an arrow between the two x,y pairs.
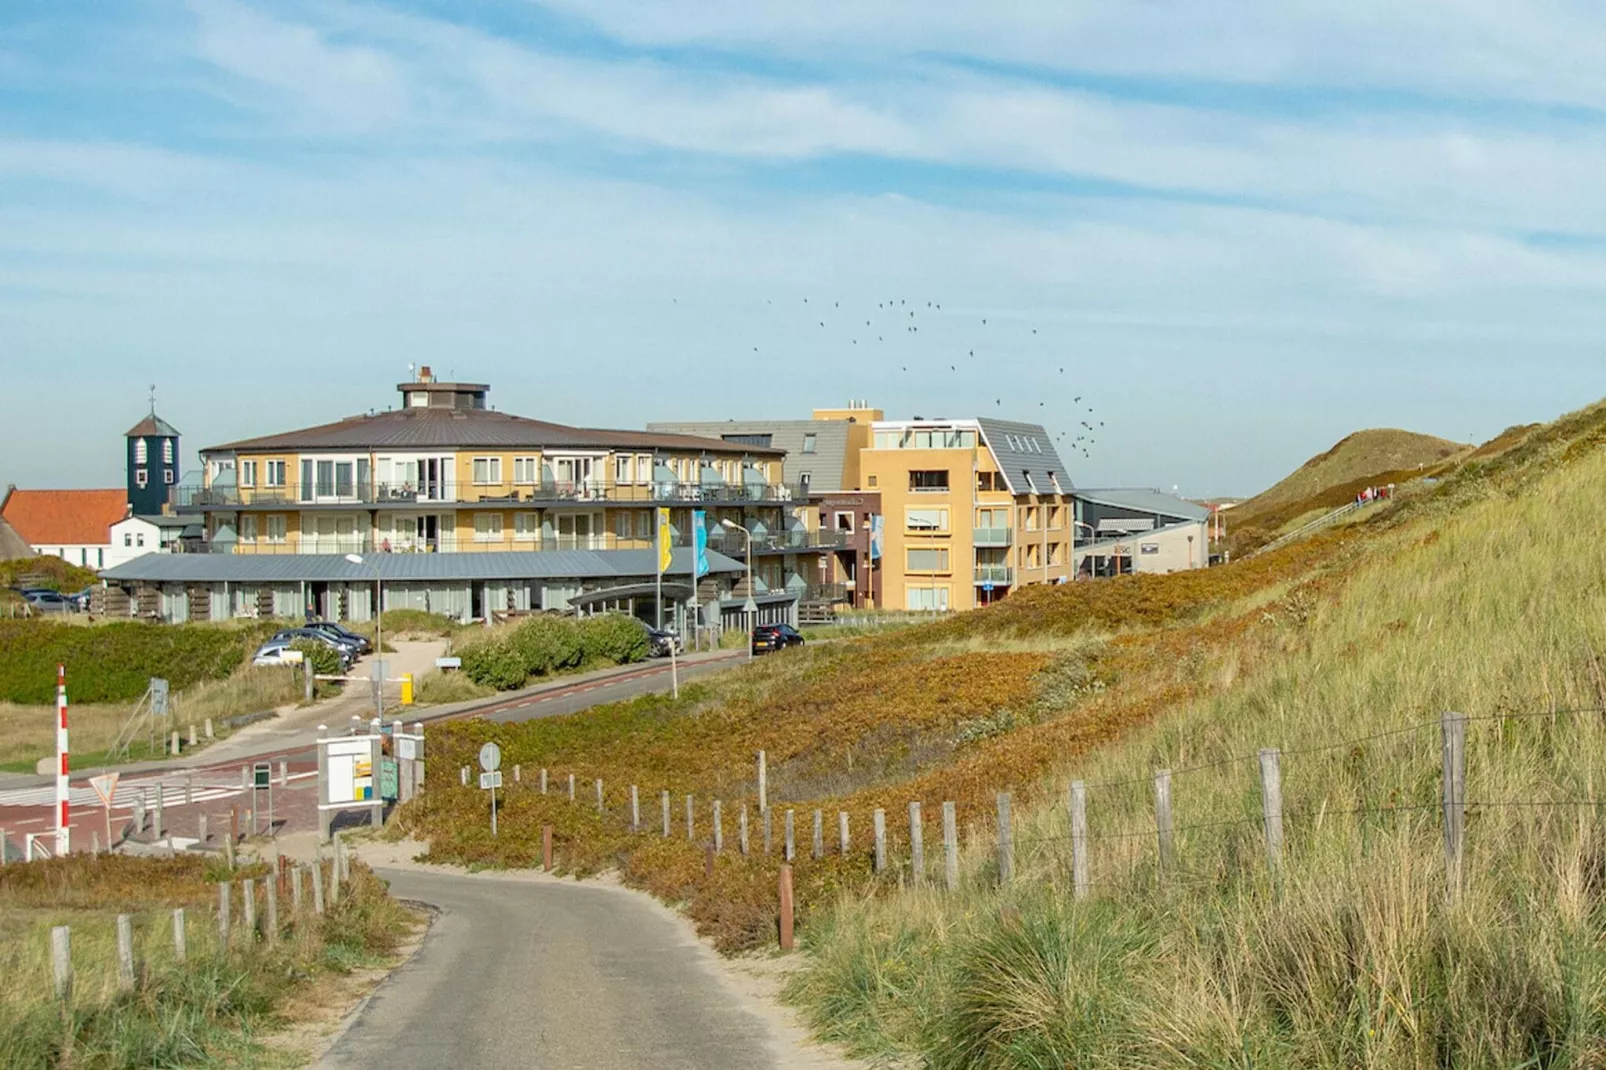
148,383 -> 156,414
408,363 -> 416,382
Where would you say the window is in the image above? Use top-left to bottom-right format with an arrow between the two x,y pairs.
135,469 -> 148,488
240,460 -> 256,487
515,512 -> 540,541
136,533 -> 145,548
514,457 -> 539,484
124,533 -> 132,547
265,515 -> 287,543
799,472 -> 811,496
873,431 -> 900,449
615,455 -> 633,484
906,507 -> 949,532
906,586 -> 950,611
909,470 -> 949,492
801,434 -> 817,454
615,512 -> 632,539
637,455 -> 651,483
134,439 -> 148,464
1048,506 -> 1062,529
164,469 -> 174,485
867,475 -> 878,487
474,512 -> 504,541
239,514 -> 257,541
265,460 -> 286,488
635,511 -> 651,539
1023,470 -> 1038,494
1025,506 -> 1040,531
906,547 -> 950,572
977,471 -> 1005,493
472,457 -> 502,485
162,439 -> 174,464
835,511 -> 855,533
721,433 -> 773,448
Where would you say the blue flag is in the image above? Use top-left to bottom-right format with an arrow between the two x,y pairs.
693,510 -> 709,578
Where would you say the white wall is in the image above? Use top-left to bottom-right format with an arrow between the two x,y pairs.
107,517 -> 162,569
32,542 -> 112,571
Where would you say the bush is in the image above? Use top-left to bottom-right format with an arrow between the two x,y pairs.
0,621 -> 277,705
509,617 -> 583,676
458,637 -> 530,690
290,639 -> 343,678
577,614 -> 649,665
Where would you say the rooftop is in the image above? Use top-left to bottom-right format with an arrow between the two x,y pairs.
1,489 -> 128,547
1075,487 -> 1210,521
125,412 -> 181,438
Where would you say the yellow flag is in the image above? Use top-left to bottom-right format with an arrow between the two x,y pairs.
657,507 -> 673,573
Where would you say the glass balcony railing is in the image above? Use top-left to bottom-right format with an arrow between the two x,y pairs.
973,564 -> 1013,585
171,478 -> 811,510
972,527 -> 1012,547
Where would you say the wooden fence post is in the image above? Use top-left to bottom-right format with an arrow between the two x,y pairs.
686,795 -> 695,841
540,768 -> 548,795
514,763 -> 521,783
784,809 -> 796,862
838,811 -> 850,856
1153,769 -> 1174,881
763,808 -> 773,855
996,793 -> 1013,884
217,882 -> 231,942
812,809 -> 824,860
242,878 -> 257,940
568,774 -> 576,802
460,766 -> 469,786
311,863 -> 326,915
942,801 -> 958,891
595,779 -> 605,815
630,786 -> 640,832
908,802 -> 924,884
265,878 -> 279,945
873,808 -> 887,874
51,926 -> 71,1000
291,866 -> 304,916
661,790 -> 671,838
757,750 -> 767,813
713,801 -> 724,852
116,914 -> 135,990
778,864 -> 794,952
1258,749 -> 1284,879
1441,711 -> 1467,899
172,908 -> 187,964
543,824 -> 554,872
739,805 -> 751,856
1070,780 -> 1089,901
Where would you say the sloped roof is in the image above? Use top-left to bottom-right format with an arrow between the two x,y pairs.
125,412 -> 180,438
1,489 -> 127,547
100,547 -> 744,583
1075,487 -> 1210,522
647,419 -> 853,492
976,419 -> 1072,495
0,514 -> 33,560
204,408 -> 784,456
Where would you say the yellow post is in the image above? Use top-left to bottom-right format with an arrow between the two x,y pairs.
400,673 -> 414,706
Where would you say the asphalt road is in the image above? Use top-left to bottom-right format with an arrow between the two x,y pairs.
478,655 -> 740,725
315,868 -> 781,1070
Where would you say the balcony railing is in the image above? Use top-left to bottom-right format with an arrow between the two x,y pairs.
704,529 -> 853,555
973,564 -> 1014,585
216,532 -> 647,556
972,526 -> 1013,547
171,478 -> 809,510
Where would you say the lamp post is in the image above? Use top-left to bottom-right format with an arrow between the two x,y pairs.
721,519 -> 756,661
345,553 -> 383,718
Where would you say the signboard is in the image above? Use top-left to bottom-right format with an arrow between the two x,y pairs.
281,649 -> 305,663
1140,543 -> 1160,555
436,656 -> 462,670
253,762 -> 271,789
325,738 -> 375,805
981,582 -> 994,593
380,757 -> 399,800
150,678 -> 170,716
479,770 -> 503,790
398,737 -> 422,761
478,742 -> 502,773
88,772 -> 119,809
353,756 -> 374,801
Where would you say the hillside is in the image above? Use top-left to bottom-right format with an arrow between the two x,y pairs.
402,402 -> 1606,1067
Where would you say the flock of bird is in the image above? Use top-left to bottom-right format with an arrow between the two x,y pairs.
741,295 -> 1104,460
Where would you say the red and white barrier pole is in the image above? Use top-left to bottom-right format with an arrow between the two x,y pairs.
55,664 -> 69,856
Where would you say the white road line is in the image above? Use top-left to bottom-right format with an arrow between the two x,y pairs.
0,770 -> 316,811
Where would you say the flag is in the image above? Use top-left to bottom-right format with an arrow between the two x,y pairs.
869,514 -> 884,561
657,507 -> 673,574
693,510 -> 709,578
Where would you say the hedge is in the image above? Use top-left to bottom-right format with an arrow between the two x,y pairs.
0,621 -> 278,705
458,615 -> 648,691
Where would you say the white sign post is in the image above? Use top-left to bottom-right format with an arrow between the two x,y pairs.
479,743 -> 502,837
89,773 -> 119,851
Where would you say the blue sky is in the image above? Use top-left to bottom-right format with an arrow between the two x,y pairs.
4,1 -> 1606,497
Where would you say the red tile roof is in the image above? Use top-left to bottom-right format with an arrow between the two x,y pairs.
1,489 -> 128,547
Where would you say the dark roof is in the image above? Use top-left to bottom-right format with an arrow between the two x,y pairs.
977,419 -> 1072,496
1075,488 -> 1210,521
647,419 -> 853,492
134,514 -> 201,530
125,413 -> 180,438
99,547 -> 745,583
204,408 -> 785,456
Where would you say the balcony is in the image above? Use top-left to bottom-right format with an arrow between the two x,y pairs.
973,526 -> 1013,547
171,478 -> 810,511
973,564 -> 1013,585
705,529 -> 853,556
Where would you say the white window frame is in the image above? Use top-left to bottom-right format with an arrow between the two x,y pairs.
264,460 -> 286,488
513,457 -> 539,485
265,515 -> 288,543
906,547 -> 950,572
472,457 -> 503,486
239,514 -> 257,541
474,512 -> 504,542
135,470 -> 148,488
163,469 -> 174,485
801,434 -> 817,454
905,507 -> 949,532
906,586 -> 950,612
615,455 -> 633,484
514,512 -> 540,541
134,439 -> 148,464
162,439 -> 174,464
240,460 -> 256,487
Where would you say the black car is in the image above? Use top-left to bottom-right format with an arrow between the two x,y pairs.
270,628 -> 362,662
645,626 -> 683,658
305,621 -> 373,654
751,623 -> 805,654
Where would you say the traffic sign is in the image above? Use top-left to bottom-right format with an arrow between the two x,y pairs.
253,762 -> 272,790
479,771 -> 503,790
88,773 -> 119,809
478,742 -> 502,772
150,678 -> 170,716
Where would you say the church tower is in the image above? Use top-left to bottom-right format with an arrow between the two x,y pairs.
125,389 -> 180,516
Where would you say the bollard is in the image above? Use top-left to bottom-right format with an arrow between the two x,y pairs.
763,807 -> 773,855
873,808 -> 887,874
204,717 -> 214,739
838,811 -> 850,856
460,767 -> 469,787
568,774 -> 576,802
596,778 -> 605,815
514,764 -> 521,783
661,790 -> 671,837
540,768 -> 548,794
812,809 -> 824,860
52,926 -> 72,1000
186,773 -> 194,806
188,723 -> 198,747
685,794 -> 695,841
198,813 -> 209,845
909,802 -> 924,884
170,730 -> 181,756
943,801 -> 959,891
280,760 -> 288,789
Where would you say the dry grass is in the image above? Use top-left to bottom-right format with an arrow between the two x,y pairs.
1243,427 -> 1468,514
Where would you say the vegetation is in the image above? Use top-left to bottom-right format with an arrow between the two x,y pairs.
0,852 -> 414,1068
0,620 -> 280,705
455,614 -> 647,692
0,557 -> 99,594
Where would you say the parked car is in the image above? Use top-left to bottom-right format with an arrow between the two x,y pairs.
268,628 -> 360,665
252,642 -> 307,668
644,625 -> 683,658
305,620 -> 373,654
751,623 -> 806,654
65,587 -> 92,611
21,589 -> 73,613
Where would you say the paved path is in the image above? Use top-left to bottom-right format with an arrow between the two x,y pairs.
316,868 -> 819,1070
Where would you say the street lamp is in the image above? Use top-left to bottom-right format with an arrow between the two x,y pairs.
345,553 -> 383,717
720,519 -> 756,661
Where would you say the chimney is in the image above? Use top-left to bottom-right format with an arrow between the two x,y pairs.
419,365 -> 434,383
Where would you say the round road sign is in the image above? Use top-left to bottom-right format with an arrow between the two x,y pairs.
478,742 -> 502,772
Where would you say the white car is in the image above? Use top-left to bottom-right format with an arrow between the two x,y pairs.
252,643 -> 305,668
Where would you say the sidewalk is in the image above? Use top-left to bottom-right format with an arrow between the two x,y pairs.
0,648 -> 742,791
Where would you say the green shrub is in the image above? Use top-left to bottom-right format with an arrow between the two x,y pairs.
510,616 -> 583,676
577,614 -> 649,665
290,639 -> 343,678
459,637 -> 529,690
0,621 -> 278,704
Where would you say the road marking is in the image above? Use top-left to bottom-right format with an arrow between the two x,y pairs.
0,770 -> 317,811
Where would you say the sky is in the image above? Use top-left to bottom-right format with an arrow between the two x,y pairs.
4,1 -> 1606,498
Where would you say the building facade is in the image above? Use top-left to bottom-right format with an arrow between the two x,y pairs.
125,411 -> 181,517
1072,488 -> 1211,576
0,487 -> 131,570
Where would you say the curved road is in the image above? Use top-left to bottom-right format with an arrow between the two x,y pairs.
315,868 -> 831,1070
